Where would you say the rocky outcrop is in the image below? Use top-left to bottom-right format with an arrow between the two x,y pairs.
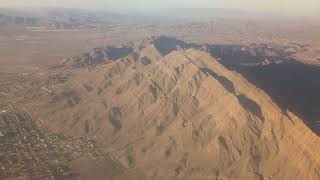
61,46 -> 133,68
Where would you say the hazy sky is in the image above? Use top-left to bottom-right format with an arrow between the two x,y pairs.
1,0 -> 319,16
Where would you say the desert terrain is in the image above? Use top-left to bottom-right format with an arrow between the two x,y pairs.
1,8 -> 320,180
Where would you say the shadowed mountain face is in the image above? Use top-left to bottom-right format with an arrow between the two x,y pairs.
106,47 -> 133,60
242,63 -> 320,134
207,44 -> 320,135
200,67 -> 264,121
207,44 -> 295,65
153,36 -> 200,56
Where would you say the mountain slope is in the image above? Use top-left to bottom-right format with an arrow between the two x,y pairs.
4,37 -> 320,180
0,106 -> 151,180
207,43 -> 320,135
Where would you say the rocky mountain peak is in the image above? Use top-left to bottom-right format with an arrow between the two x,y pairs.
2,36 -> 320,180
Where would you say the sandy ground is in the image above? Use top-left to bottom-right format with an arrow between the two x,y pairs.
0,28 -> 148,70
0,18 -> 319,73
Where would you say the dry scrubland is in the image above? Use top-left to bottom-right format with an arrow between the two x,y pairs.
0,17 -> 320,71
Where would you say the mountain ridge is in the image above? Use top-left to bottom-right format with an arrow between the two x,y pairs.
1,36 -> 320,180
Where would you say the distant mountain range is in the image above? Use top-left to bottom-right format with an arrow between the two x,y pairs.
0,10 -> 124,30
